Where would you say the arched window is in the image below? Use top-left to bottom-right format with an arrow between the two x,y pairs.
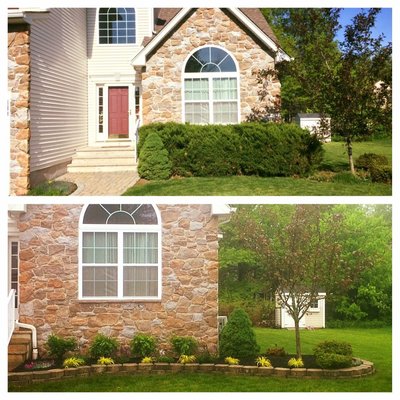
99,8 -> 136,44
79,204 -> 161,300
183,46 -> 239,124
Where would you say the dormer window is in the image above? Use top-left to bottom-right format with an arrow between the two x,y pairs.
99,8 -> 136,44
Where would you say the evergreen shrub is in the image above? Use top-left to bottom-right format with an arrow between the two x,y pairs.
219,308 -> 260,359
138,122 -> 323,178
138,131 -> 172,180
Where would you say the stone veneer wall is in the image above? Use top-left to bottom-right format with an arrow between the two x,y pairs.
17,204 -> 219,356
8,24 -> 31,196
142,8 -> 281,124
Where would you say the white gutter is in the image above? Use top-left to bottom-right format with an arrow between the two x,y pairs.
15,321 -> 38,360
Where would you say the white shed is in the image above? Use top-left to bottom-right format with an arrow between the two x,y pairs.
295,113 -> 331,142
275,292 -> 326,329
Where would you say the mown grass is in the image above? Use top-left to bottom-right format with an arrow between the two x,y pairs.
9,327 -> 391,392
124,139 -> 392,196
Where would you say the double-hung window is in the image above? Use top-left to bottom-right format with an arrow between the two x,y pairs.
183,46 -> 239,124
99,8 -> 136,44
79,204 -> 161,300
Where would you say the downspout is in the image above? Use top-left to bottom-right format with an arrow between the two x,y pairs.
15,321 -> 38,360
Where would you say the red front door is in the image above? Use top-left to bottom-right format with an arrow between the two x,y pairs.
108,87 -> 129,138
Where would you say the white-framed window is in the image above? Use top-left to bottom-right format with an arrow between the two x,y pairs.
9,240 -> 19,308
309,299 -> 320,311
79,204 -> 161,300
183,46 -> 239,124
99,8 -> 136,44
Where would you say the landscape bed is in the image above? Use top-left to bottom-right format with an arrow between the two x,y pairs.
9,358 -> 374,387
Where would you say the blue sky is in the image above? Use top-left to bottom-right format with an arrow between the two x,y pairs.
336,8 -> 392,45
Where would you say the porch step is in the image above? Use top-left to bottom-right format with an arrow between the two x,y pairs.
8,329 -> 32,371
67,146 -> 137,173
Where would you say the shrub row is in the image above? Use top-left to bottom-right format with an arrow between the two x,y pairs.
138,122 -> 324,179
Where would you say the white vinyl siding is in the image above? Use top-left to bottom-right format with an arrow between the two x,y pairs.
30,8 -> 88,171
87,8 -> 152,76
87,8 -> 150,144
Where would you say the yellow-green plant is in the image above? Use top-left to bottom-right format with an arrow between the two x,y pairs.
288,357 -> 304,368
63,357 -> 85,368
224,356 -> 240,365
141,356 -> 155,364
255,356 -> 272,367
97,357 -> 114,365
178,354 -> 197,364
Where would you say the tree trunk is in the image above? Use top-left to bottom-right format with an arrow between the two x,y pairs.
346,136 -> 355,175
294,318 -> 302,359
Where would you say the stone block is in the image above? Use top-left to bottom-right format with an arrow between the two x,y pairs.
122,363 -> 138,373
198,363 -> 215,372
184,363 -> 199,372
256,367 -> 274,376
274,367 -> 289,377
289,368 -> 307,377
241,365 -> 258,375
170,363 -> 184,373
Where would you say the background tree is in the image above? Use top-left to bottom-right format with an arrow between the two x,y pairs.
219,204 -> 391,358
261,8 -> 392,173
331,9 -> 392,173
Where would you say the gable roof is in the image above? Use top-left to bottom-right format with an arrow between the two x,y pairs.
133,8 -> 290,66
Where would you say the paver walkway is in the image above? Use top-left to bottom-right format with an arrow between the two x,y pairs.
56,171 -> 139,196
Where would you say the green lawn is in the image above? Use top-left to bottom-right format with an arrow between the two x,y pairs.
124,139 -> 392,196
9,327 -> 391,392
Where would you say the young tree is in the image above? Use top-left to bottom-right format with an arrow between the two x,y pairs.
261,8 -> 392,173
332,9 -> 392,173
229,205 -> 370,358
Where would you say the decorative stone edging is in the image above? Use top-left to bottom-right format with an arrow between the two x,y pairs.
8,359 -> 374,386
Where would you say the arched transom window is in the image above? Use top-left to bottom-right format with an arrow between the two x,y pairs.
99,8 -> 136,44
79,204 -> 161,300
183,46 -> 239,124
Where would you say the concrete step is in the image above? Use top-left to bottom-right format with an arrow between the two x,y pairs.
68,146 -> 137,173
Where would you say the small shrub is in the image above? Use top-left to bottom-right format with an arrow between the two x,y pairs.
138,131 -> 172,180
224,356 -> 240,365
256,356 -> 272,367
315,352 -> 353,369
265,345 -> 287,357
219,308 -> 260,359
140,356 -> 155,364
314,340 -> 353,356
355,153 -> 389,170
130,334 -> 157,358
288,357 -> 304,368
370,164 -> 392,183
63,357 -> 85,368
46,334 -> 77,361
314,340 -> 353,369
170,336 -> 198,356
178,355 -> 197,364
97,357 -> 115,366
89,334 -> 118,359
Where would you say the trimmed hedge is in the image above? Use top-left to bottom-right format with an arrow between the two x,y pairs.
138,122 -> 323,178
